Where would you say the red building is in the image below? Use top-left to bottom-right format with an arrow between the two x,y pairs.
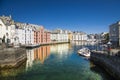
34,26 -> 51,44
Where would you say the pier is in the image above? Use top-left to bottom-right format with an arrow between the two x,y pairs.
90,50 -> 120,80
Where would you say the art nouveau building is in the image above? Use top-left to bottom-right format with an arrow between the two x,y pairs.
72,32 -> 88,41
50,29 -> 69,42
15,22 -> 34,45
34,26 -> 51,44
0,15 -> 15,44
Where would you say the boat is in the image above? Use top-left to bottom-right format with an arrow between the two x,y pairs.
77,47 -> 91,57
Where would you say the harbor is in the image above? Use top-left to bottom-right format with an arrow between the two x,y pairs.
0,43 -> 116,80
0,0 -> 120,80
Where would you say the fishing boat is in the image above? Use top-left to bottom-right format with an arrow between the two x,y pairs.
77,47 -> 91,57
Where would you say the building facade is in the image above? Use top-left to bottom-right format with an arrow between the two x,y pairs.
0,15 -> 16,44
50,29 -> 69,43
15,22 -> 34,45
109,21 -> 120,47
72,32 -> 88,41
34,26 -> 51,44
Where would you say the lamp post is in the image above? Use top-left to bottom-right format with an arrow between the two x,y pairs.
107,41 -> 112,55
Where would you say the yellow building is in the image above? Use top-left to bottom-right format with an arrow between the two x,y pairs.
68,32 -> 73,42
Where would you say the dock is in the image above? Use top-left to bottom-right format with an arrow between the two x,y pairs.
0,48 -> 27,68
22,41 -> 70,48
25,44 -> 40,48
90,50 -> 120,80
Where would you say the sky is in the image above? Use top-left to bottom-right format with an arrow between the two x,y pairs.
0,0 -> 120,34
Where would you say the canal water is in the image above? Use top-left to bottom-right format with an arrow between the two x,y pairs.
0,43 -> 114,80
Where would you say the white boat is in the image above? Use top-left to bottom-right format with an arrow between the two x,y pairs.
78,47 -> 91,57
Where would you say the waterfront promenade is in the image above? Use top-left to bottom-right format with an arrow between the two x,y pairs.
90,50 -> 120,80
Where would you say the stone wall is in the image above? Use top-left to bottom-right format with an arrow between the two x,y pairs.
0,48 -> 27,68
90,51 -> 120,80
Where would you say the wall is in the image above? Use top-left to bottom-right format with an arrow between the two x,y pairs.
90,51 -> 120,80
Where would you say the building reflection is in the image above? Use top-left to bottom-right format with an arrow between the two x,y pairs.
26,49 -> 34,68
26,45 -> 50,69
34,46 -> 50,63
50,44 -> 71,59
50,44 -> 69,53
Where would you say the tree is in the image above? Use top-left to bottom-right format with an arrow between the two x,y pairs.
104,33 -> 109,43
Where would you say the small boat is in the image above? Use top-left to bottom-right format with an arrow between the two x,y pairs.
78,47 -> 91,57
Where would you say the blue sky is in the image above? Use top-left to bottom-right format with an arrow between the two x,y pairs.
0,0 -> 120,34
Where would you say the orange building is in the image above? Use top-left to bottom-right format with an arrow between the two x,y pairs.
34,26 -> 51,44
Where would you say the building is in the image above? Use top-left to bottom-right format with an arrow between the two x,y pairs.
15,22 -> 34,45
109,21 -> 120,47
34,26 -> 51,44
0,15 -> 16,44
72,31 -> 88,41
50,29 -> 69,43
68,31 -> 73,42
44,29 -> 51,44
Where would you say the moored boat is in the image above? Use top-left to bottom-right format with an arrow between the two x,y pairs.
78,47 -> 91,57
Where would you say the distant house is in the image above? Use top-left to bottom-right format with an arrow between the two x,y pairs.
72,31 -> 88,41
50,29 -> 69,43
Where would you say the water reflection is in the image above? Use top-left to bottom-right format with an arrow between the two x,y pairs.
34,46 -> 50,63
26,49 -> 34,68
0,61 -> 26,78
50,44 -> 73,60
90,62 -> 115,80
26,46 -> 50,69
0,43 -> 114,80
50,44 -> 69,53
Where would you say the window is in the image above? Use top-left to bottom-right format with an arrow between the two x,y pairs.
6,26 -> 8,30
0,24 -> 2,27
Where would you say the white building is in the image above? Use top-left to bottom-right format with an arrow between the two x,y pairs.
0,15 -> 16,44
15,22 -> 34,45
87,34 -> 96,41
51,29 -> 69,42
72,32 -> 88,41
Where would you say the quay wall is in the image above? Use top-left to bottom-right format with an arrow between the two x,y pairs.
90,51 -> 120,80
0,48 -> 27,68
40,41 -> 70,46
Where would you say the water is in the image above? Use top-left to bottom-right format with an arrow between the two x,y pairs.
0,43 -> 114,80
